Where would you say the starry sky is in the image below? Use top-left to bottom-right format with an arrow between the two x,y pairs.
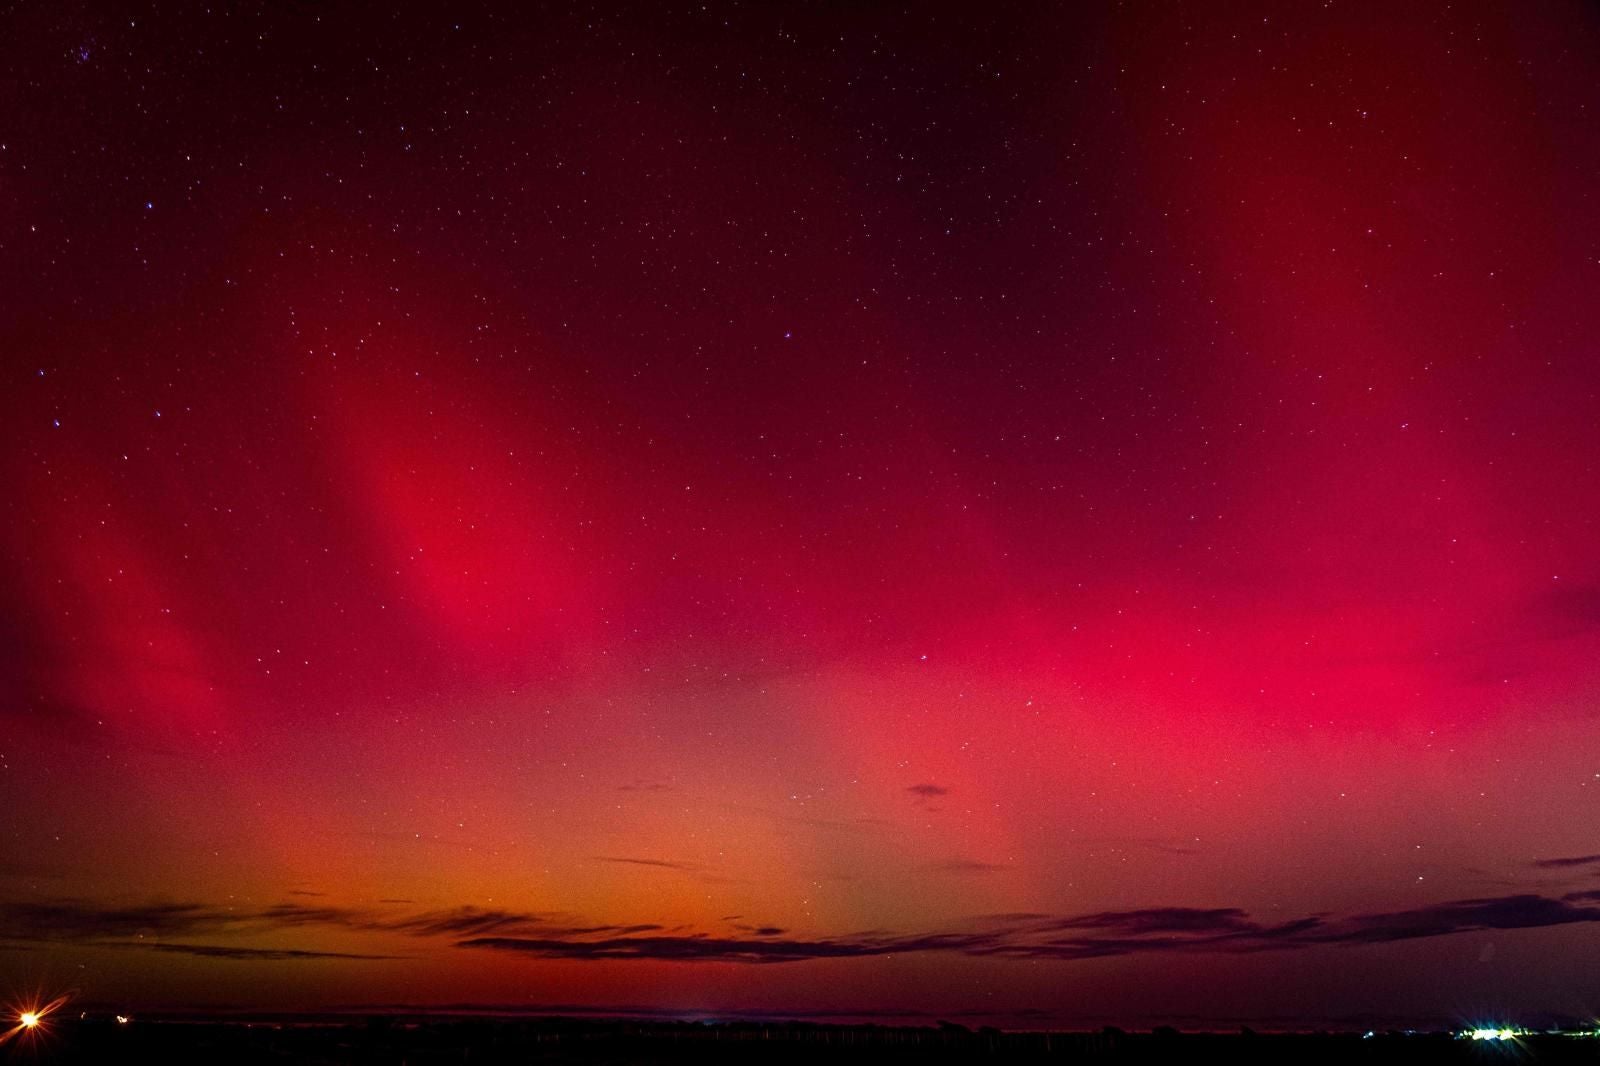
4,0 -> 1600,1030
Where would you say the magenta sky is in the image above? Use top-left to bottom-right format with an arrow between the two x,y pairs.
3,1 -> 1600,1029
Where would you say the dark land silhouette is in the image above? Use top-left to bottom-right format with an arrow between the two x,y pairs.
17,1015 -> 1600,1065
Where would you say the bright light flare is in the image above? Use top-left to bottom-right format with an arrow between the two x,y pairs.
1464,1027 -> 1520,1041
1,993 -> 69,1046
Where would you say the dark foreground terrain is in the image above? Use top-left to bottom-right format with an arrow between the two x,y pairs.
12,1017 -> 1600,1065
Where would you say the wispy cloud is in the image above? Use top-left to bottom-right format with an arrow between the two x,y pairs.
459,931 -> 1004,964
1318,894 -> 1600,944
0,901 -> 244,940
0,899 -> 650,949
0,901 -> 414,962
906,784 -> 948,798
0,899 -> 529,943
382,907 -> 545,938
125,942 -> 401,961
591,856 -> 699,871
1533,853 -> 1600,870
465,893 -> 1600,964
1049,907 -> 1260,934
12,891 -> 1600,969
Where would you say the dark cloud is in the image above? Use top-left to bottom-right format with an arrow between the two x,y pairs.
0,898 -> 669,953
0,902 -> 401,962
966,909 -> 1331,960
532,923 -> 668,937
0,899 -> 376,942
1533,854 -> 1600,869
127,942 -> 401,961
979,896 -> 1600,960
1319,895 -> 1600,944
461,892 -> 1600,965
287,889 -> 328,897
906,784 -> 948,798
591,856 -> 699,871
0,901 -> 239,940
1051,907 -> 1258,934
13,891 -> 1600,970
460,931 -> 1003,964
381,907 -> 544,938
0,898 -> 646,948
256,903 -> 367,927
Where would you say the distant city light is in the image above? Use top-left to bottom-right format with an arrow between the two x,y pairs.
1464,1027 -> 1519,1041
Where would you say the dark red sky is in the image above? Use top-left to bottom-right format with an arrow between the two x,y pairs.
3,0 -> 1600,1029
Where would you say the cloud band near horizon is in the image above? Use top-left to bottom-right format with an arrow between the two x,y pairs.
6,888 -> 1600,965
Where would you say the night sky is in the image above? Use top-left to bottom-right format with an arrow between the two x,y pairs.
4,1 -> 1600,1031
